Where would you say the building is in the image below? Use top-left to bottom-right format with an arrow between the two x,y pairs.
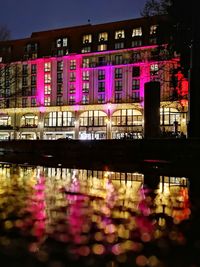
0,15 -> 188,140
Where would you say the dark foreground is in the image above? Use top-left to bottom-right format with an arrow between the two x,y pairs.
0,139 -> 200,176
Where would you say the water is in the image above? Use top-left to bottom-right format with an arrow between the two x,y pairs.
0,164 -> 199,267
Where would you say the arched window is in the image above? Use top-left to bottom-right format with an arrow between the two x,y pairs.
44,111 -> 75,127
21,114 -> 38,127
79,111 -> 107,127
160,108 -> 181,125
112,109 -> 142,126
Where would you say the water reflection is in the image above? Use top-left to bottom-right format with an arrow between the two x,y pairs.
0,164 -> 192,267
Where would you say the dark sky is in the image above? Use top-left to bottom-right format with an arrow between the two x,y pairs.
1,0 -> 147,40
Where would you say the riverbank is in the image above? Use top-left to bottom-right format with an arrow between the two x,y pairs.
0,139 -> 200,175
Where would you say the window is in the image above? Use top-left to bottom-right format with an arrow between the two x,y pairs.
56,37 -> 68,47
115,92 -> 122,103
31,98 -> 36,107
70,72 -> 76,82
57,84 -> 63,94
57,96 -> 63,105
45,73 -> 51,83
132,27 -> 142,37
150,64 -> 159,76
44,62 -> 51,72
82,95 -> 89,104
149,37 -> 157,45
57,72 -> 63,83
22,98 -> 27,108
115,55 -> 123,65
83,58 -> 90,68
98,81 -> 105,92
150,25 -> 158,35
98,69 -> 105,80
57,61 -> 63,71
115,42 -> 124,50
31,75 -> 36,85
83,34 -> 92,44
82,83 -> 89,93
22,76 -> 28,86
70,59 -> 76,70
44,97 -> 51,106
45,84 -> 51,95
132,40 -> 142,47
69,95 -> 75,105
98,44 -> 107,51
132,66 -> 140,77
31,64 -> 37,74
22,64 -> 28,75
98,94 -> 105,103
132,79 -> 140,90
26,43 -> 37,52
115,30 -> 125,39
81,46 -> 91,53
31,86 -> 36,95
69,84 -> 75,94
44,112 -> 75,127
132,52 -> 141,62
98,32 -> 108,42
115,68 -> 122,79
98,56 -> 106,66
132,92 -> 140,102
115,80 -> 122,91
82,70 -> 89,81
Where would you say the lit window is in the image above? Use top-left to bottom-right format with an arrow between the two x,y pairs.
45,73 -> 51,83
57,61 -> 63,71
115,42 -> 124,50
132,79 -> 140,90
98,32 -> 108,42
83,58 -> 90,68
98,69 -> 105,80
56,37 -> 68,48
150,64 -> 159,76
70,72 -> 76,82
45,84 -> 51,95
44,62 -> 51,72
150,25 -> 158,35
44,97 -> 51,106
81,46 -> 91,53
132,27 -> 142,37
115,30 -> 125,39
82,95 -> 89,104
98,94 -> 105,103
83,34 -> 92,44
98,44 -> 107,51
83,83 -> 89,93
82,71 -> 89,81
115,80 -> 122,91
69,95 -> 75,105
115,68 -> 122,79
70,59 -> 76,70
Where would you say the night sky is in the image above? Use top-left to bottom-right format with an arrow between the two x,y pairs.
1,0 -> 147,40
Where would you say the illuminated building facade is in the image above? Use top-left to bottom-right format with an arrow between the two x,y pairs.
0,15 -> 188,140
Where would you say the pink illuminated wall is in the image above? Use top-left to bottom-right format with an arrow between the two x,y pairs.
36,59 -> 45,107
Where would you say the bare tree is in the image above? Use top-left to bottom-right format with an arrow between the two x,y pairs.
0,25 -> 10,41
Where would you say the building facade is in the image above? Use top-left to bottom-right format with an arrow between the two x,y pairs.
0,15 -> 188,140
